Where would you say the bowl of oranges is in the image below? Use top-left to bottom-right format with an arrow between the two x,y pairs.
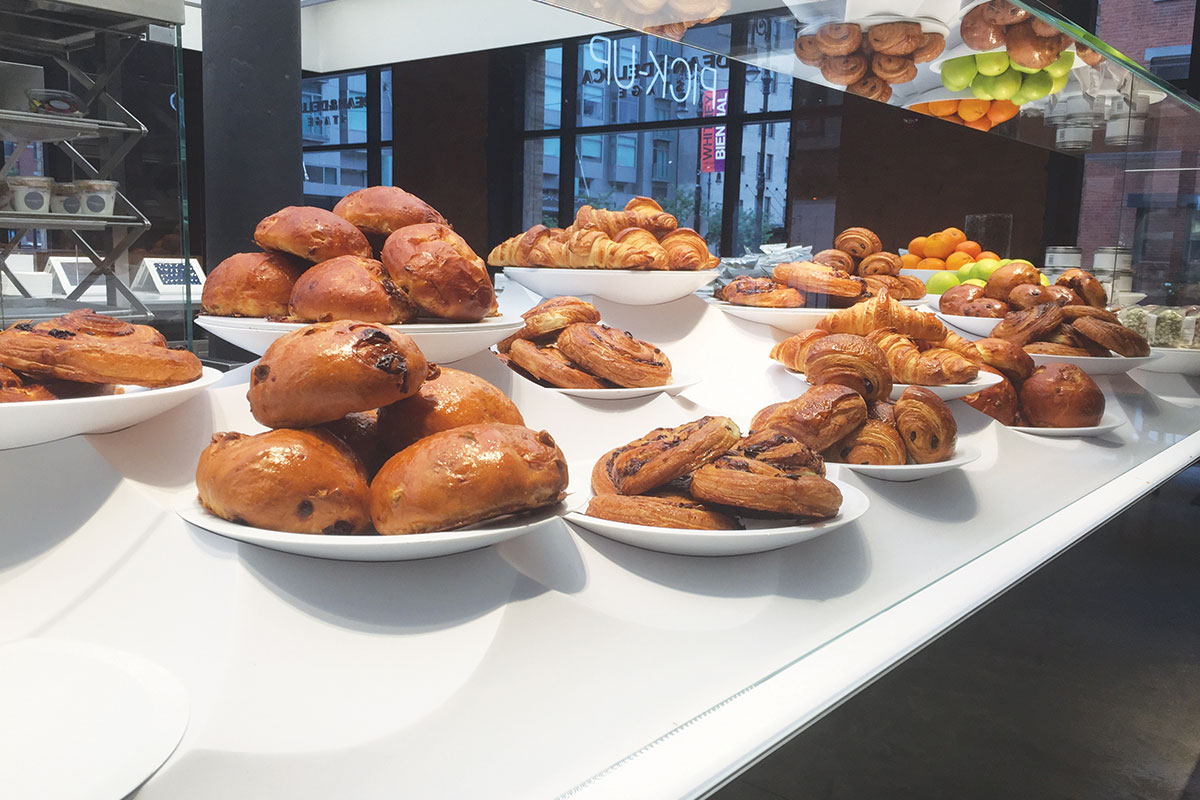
901,226 -> 997,284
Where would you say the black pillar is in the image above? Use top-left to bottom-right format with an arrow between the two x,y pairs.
202,0 -> 302,267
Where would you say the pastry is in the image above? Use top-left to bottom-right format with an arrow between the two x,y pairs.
929,329 -> 982,361
382,223 -> 496,321
497,296 -> 601,352
592,416 -> 741,496
586,492 -> 737,530
939,284 -> 986,315
867,21 -> 922,55
770,329 -> 829,372
821,54 -> 869,86
982,0 -> 1030,25
804,333 -> 894,402
750,402 -> 786,432
1055,269 -> 1107,308
377,367 -> 524,454
730,431 -> 826,475
867,400 -> 896,426
1040,324 -> 1087,348
794,34 -> 825,66
332,185 -> 446,237
864,274 -> 915,300
1064,323 -> 1114,357
972,337 -> 1035,383
818,292 -> 945,340
562,227 -> 661,269
254,206 -> 373,262
848,76 -> 893,102
370,423 -> 568,534
507,340 -> 608,389
201,251 -> 307,317
1044,285 -> 1084,306
659,228 -> 718,270
991,303 -> 1064,346
833,227 -> 882,258
1023,342 -> 1091,357
755,384 -> 868,451
962,298 -> 1010,318
960,4 -> 1008,51
812,248 -> 856,273
718,276 -> 804,307
691,455 -> 842,519
1007,284 -> 1058,310
289,255 -> 418,324
556,323 -> 672,387
1031,18 -> 1060,37
871,53 -> 917,84
773,261 -> 867,305
1075,43 -> 1104,67
613,227 -> 670,270
0,311 -> 202,388
962,365 -> 1018,426
814,23 -> 862,56
1060,305 -> 1119,324
196,429 -> 371,534
1005,19 -> 1065,70
825,419 -> 907,465
1020,364 -> 1105,427
0,366 -> 56,402
247,321 -> 432,428
984,262 -> 1041,302
894,386 -> 957,463
488,225 -> 553,267
320,410 -> 386,478
868,329 -> 979,385
912,32 -> 946,63
858,251 -> 903,277
1071,316 -> 1150,357
576,197 -> 678,237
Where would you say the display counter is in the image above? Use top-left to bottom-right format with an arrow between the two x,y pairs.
2,281 -> 1198,799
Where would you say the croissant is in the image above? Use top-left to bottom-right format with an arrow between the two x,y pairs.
818,291 -> 945,340
926,329 -> 981,361
613,227 -> 669,270
624,196 -> 679,234
825,419 -> 907,465
657,228 -> 717,270
487,225 -> 549,267
868,329 -> 979,385
773,262 -> 867,305
769,329 -> 828,371
804,333 -> 894,402
564,227 -> 657,269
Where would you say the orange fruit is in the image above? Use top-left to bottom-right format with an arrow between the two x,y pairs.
946,251 -> 975,271
922,232 -> 956,260
917,257 -> 947,270
929,100 -> 959,117
965,115 -> 993,132
909,102 -> 932,115
942,227 -> 967,246
987,99 -> 1019,125
941,114 -> 965,125
956,99 -> 990,122
900,253 -> 921,270
908,236 -> 927,258
978,250 -> 1000,261
956,240 -> 982,258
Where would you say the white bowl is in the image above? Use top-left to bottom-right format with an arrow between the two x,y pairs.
935,310 -> 1002,337
503,267 -> 717,305
1136,347 -> 1200,375
712,301 -> 833,333
1028,352 -> 1161,376
545,374 -> 701,400
838,444 -> 981,482
194,315 -> 524,362
1008,413 -> 1124,438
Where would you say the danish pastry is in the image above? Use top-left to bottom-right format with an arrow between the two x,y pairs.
1055,269 -> 1107,308
773,261 -> 867,305
497,296 -> 601,352
507,339 -> 608,389
201,251 -> 307,317
377,367 -> 524,454
381,223 -> 496,322
247,321 -> 432,428
825,419 -> 907,465
962,365 -> 1018,426
867,21 -> 922,55
912,32 -> 946,63
972,337 -> 1035,383
1060,305 -> 1119,324
833,227 -> 882,258
592,416 -> 741,496
289,255 -> 418,324
690,455 -> 842,519
254,206 -> 373,262
370,423 -> 568,535
815,22 -> 862,56
804,333 -> 894,402
196,429 -> 371,534
991,303 -> 1063,346
1023,342 -> 1091,357
730,430 -> 826,475
0,366 -> 56,402
769,329 -> 828,372
858,251 -> 903,277
793,34 -> 825,66
818,292 -> 945,340
718,276 -> 804,307
1071,316 -> 1150,357
1020,364 -> 1105,427
821,54 -> 869,86
586,492 -> 737,531
812,249 -> 856,274
756,384 -> 868,451
556,323 -> 672,388
894,386 -> 957,463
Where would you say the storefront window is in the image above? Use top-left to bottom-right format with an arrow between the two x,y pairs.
303,148 -> 368,206
380,68 -> 392,142
301,67 -> 392,203
737,121 -> 790,253
302,72 -> 368,147
522,138 -> 561,229
526,46 -> 563,131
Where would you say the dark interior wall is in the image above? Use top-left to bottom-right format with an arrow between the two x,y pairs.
392,52 -> 492,257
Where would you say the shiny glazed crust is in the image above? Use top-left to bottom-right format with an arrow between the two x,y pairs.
821,54 -> 869,86
1020,364 -> 1105,427
719,276 -> 804,307
962,365 -> 1018,426
593,415 -> 741,496
730,431 -> 826,475
812,249 -> 856,273
1023,342 -> 1092,357
289,255 -> 418,324
867,329 -> 979,385
825,419 -> 907,465
586,493 -> 737,530
991,303 -> 1064,346
201,251 -> 308,317
320,410 -> 385,478
858,251 -> 903,277
972,337 -> 1035,383
0,366 -> 56,402
556,323 -> 672,388
332,186 -> 446,236
833,227 -> 883,258
196,429 -> 371,534
894,386 -> 957,463
381,223 -> 496,321
1044,285 -> 1083,306
1007,284 -> 1059,310
507,339 -> 608,389
690,455 -> 843,519
254,206 -> 373,262
962,298 -> 1010,318
984,263 -> 1041,302
773,261 -> 867,302
818,292 -> 945,339
659,228 -> 718,270
939,284 -> 986,315
960,4 -> 1007,50
1056,269 -> 1107,308
1071,316 -> 1150,357
982,0 -> 1030,25
497,296 -> 601,352
757,384 -> 868,452
247,321 -> 431,428
613,228 -> 669,270
377,367 -> 524,455
1060,305 -> 1119,324
369,423 -> 568,535
804,333 -> 894,402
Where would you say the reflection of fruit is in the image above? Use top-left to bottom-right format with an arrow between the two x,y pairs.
900,253 -> 921,270
941,55 -> 979,92
908,236 -> 927,257
1010,60 -> 1040,75
1020,70 -> 1054,102
978,250 -> 1000,261
943,227 -> 967,246
966,116 -> 993,132
990,68 -> 1023,100
929,100 -> 959,117
956,99 -> 989,122
910,102 -> 932,115
1050,71 -> 1069,94
923,232 -> 956,259
1044,50 -> 1075,78
917,257 -> 946,270
975,51 -> 1010,77
1039,273 -> 1050,286
970,74 -> 996,101
926,272 -> 961,294
946,251 -> 974,271
956,240 -> 983,258
987,99 -> 1020,124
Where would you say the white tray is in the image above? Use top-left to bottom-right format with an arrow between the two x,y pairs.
503,267 -> 717,306
839,444 -> 981,481
1028,352 -> 1160,375
712,302 -> 832,333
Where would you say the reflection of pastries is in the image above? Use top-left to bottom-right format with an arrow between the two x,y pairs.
848,76 -> 893,102
972,337 -> 1035,383
960,4 -> 1008,51
197,429 -> 371,534
871,54 -> 917,84
756,384 -> 868,452
247,321 -> 431,428
254,205 -> 373,262
991,303 -> 1063,346
804,333 -> 894,403
833,227 -> 882,258
690,455 -> 842,519
770,329 -> 828,372
962,365 -> 1018,425
868,329 -> 979,385
507,339 -> 607,389
912,32 -> 946,63
812,249 -> 856,273
659,228 -> 718,270
818,292 -> 945,340
867,21 -> 923,55
382,223 -> 496,322
895,386 -> 957,463
201,251 -> 307,317
939,284 -> 985,315
774,261 -> 867,304
982,0 -> 1030,25
821,54 -> 869,86
1072,316 -> 1150,357
332,185 -> 446,236
370,423 -> 568,535
815,22 -> 862,56
826,419 -> 907,465
1055,269 -> 1107,308
557,323 -> 671,388
497,296 -> 601,352
1075,43 -> 1104,67
586,492 -> 736,530
1007,284 -> 1058,310
377,367 -> 524,454
1020,364 -> 1105,427
718,276 -> 804,307
793,34 -> 825,66
593,416 -> 741,496
289,255 -> 418,324
858,251 -> 902,276
1005,19 -> 1064,70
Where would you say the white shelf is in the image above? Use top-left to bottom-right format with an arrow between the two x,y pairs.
0,108 -> 141,144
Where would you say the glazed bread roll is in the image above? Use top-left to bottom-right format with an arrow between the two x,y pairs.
254,206 -> 373,262
196,429 -> 371,534
939,284 -> 985,316
248,321 -> 432,428
592,416 -> 741,496
289,255 -> 418,324
320,410 -> 385,478
377,367 -> 524,454
894,386 -> 957,463
1020,364 -> 1105,427
201,251 -> 308,317
1007,284 -> 1058,310
962,298 -> 1009,318
984,262 -> 1041,302
381,223 -> 496,321
1055,269 -> 1108,308
369,423 -> 568,535
756,384 -> 868,452
332,185 -> 447,236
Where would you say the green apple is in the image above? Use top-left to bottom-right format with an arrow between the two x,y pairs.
1044,50 -> 1075,78
975,51 -> 1010,77
974,259 -> 1004,281
1040,273 -> 1051,286
926,271 -> 961,295
1050,71 -> 1070,95
1019,70 -> 1054,102
941,56 -> 978,92
963,278 -> 988,288
998,259 -> 1012,266
1010,61 -> 1041,75
990,68 -> 1024,100
1009,87 -> 1035,106
1010,259 -> 1036,269
971,74 -> 997,101
956,263 -> 976,282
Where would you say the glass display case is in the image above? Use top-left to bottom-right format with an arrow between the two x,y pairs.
0,0 -> 190,342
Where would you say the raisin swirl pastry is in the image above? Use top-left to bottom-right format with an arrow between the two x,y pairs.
718,276 -> 804,308
497,296 -> 601,353
894,386 -> 957,464
690,455 -> 843,519
556,323 -> 672,388
814,22 -> 862,56
755,384 -> 868,451
912,32 -> 946,63
991,303 -> 1063,346
821,54 -> 869,86
592,416 -> 741,496
506,340 -> 608,389
731,430 -> 826,475
586,492 -> 738,531
825,419 -> 907,465
871,53 -> 917,84
804,333 -> 894,403
1071,317 -> 1150,357
1023,342 -> 1091,357
833,227 -> 882,258
0,366 -> 56,402
793,34 -> 825,66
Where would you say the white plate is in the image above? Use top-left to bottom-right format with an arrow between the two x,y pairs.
1009,413 -> 1124,438
790,367 -> 1002,401
1136,347 -> 1200,375
177,496 -> 566,562
0,366 -> 222,451
712,301 -> 833,333
503,267 -> 717,306
565,481 -> 868,557
194,315 -> 524,362
0,639 -> 188,800
549,374 -> 701,400
935,310 -> 1002,337
1028,352 -> 1161,375
838,444 -> 981,482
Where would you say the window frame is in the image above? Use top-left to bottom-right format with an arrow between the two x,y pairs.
301,66 -> 392,206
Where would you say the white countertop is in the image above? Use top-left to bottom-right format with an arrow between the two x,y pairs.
2,283 -> 1198,799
